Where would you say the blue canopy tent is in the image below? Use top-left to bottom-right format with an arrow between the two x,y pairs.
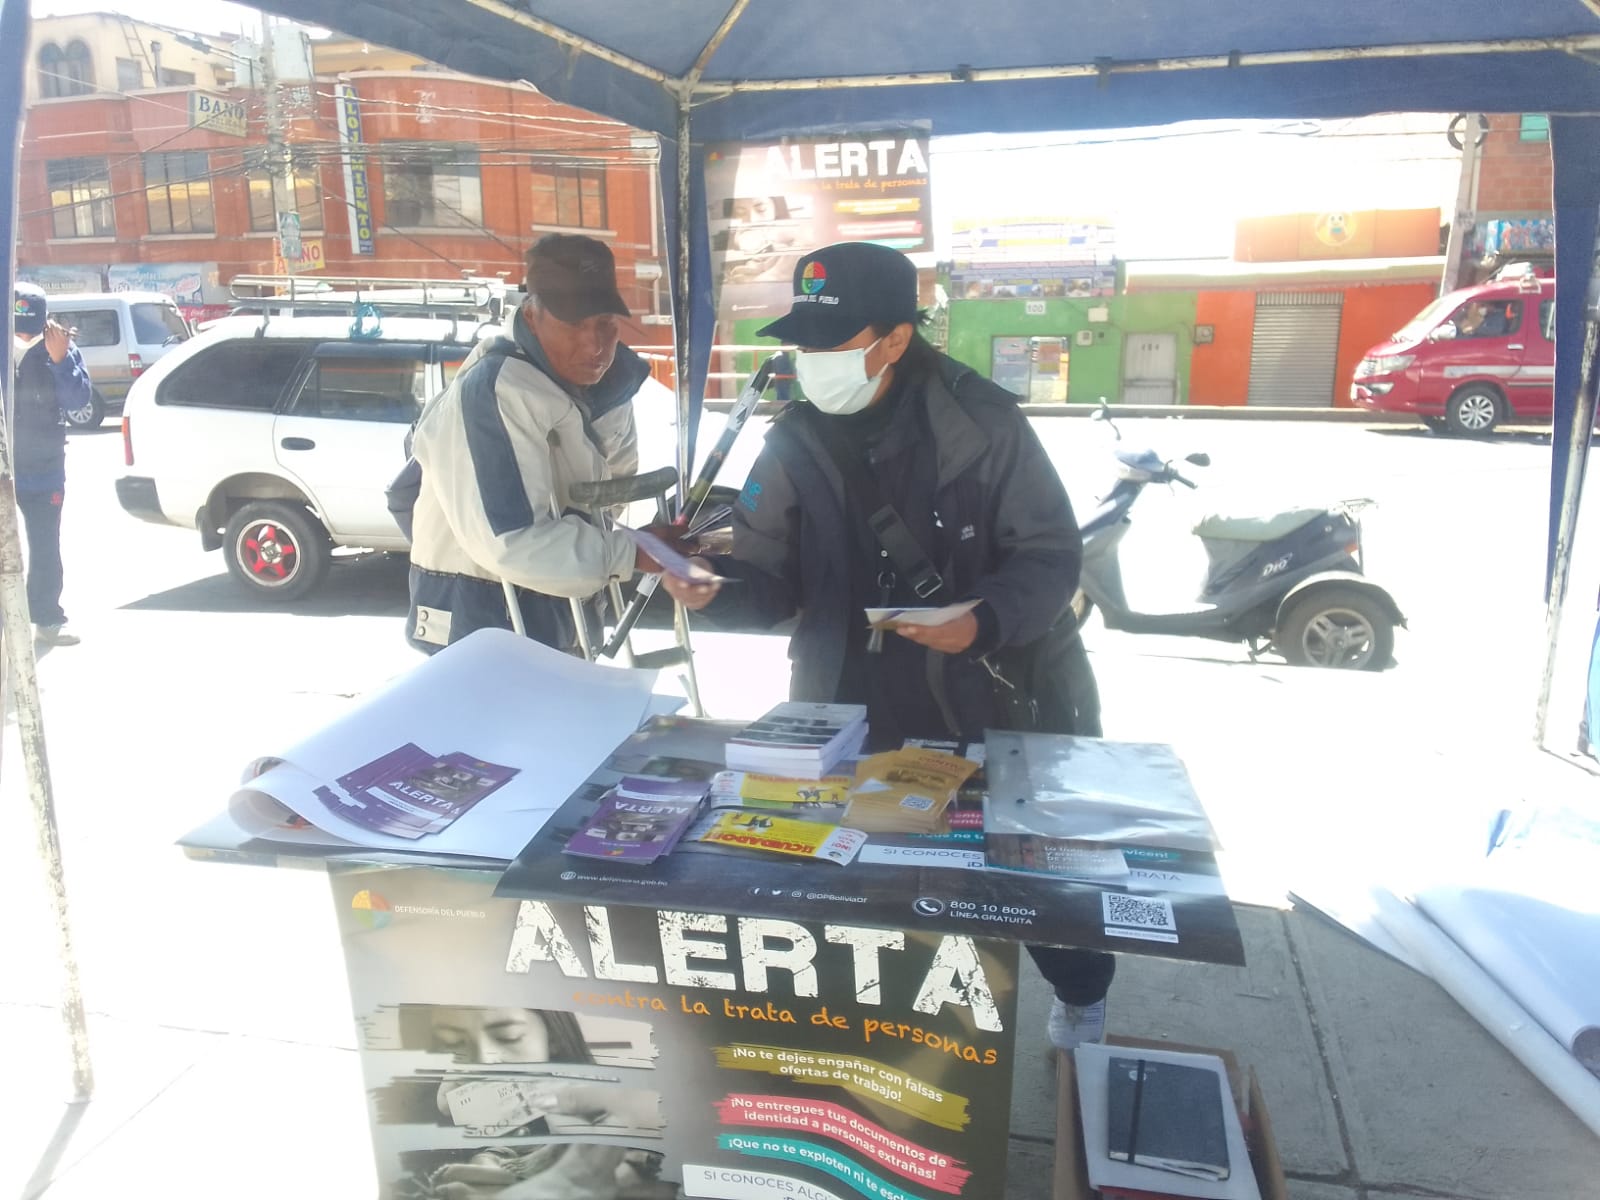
2,0 -> 1600,1098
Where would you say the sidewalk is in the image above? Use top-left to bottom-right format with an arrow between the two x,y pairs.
5,613 -> 1598,1199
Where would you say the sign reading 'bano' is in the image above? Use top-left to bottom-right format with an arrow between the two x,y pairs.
189,92 -> 248,138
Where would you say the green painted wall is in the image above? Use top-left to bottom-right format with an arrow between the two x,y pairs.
945,293 -> 1201,404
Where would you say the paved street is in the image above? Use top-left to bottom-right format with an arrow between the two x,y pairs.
4,414 -> 1599,1199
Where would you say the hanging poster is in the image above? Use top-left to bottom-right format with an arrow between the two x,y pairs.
705,131 -> 933,323
331,865 -> 1020,1200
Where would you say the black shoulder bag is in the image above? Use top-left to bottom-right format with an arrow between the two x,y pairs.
813,430 -> 1044,733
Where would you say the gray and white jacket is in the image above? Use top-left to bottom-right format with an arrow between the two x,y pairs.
405,314 -> 646,652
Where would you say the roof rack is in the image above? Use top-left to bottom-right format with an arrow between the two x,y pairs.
228,275 -> 505,340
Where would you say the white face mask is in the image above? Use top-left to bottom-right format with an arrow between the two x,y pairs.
796,338 -> 884,416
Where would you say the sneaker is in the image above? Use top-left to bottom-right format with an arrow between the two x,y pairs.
35,625 -> 80,646
1047,997 -> 1107,1052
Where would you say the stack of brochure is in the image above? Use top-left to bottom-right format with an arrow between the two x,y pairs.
725,702 -> 868,780
563,775 -> 708,865
844,747 -> 978,834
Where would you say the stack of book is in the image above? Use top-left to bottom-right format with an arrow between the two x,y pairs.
844,747 -> 978,834
724,702 -> 868,780
563,775 -> 708,865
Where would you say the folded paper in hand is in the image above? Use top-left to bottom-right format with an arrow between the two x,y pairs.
626,526 -> 730,584
865,599 -> 980,629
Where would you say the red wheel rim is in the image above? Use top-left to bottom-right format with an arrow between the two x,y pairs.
237,520 -> 301,586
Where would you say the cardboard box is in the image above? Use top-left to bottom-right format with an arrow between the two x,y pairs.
1052,1037 -> 1289,1200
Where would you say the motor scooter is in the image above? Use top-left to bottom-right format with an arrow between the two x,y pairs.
1076,406 -> 1404,669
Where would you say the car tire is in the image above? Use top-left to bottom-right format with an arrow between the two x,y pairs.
1274,585 -> 1395,671
64,388 -> 105,430
224,501 -> 331,602
1445,385 -> 1501,437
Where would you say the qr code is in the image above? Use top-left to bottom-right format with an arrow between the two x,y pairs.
900,794 -> 935,811
1102,892 -> 1177,931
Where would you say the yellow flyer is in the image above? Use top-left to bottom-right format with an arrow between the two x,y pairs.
711,770 -> 852,806
696,811 -> 865,864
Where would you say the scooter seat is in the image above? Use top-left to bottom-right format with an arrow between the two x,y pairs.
1192,507 -> 1324,542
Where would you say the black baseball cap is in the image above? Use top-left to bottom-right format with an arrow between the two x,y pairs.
525,233 -> 630,323
758,242 -> 917,348
13,283 -> 47,338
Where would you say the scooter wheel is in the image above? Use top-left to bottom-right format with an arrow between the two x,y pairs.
1274,585 -> 1394,671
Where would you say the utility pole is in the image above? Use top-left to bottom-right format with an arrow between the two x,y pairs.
259,14 -> 300,275
1440,113 -> 1483,296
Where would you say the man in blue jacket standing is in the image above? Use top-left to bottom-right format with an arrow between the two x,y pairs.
12,284 -> 90,646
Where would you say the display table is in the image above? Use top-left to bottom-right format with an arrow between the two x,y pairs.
192,716 -> 1244,1200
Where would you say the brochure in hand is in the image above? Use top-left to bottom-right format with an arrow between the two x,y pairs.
725,701 -> 869,779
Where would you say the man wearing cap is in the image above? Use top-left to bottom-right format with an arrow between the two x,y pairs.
660,241 -> 1113,1052
11,284 -> 91,646
405,234 -> 668,653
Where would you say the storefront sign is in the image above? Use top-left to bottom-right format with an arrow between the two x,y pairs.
950,217 -> 1115,265
16,265 -> 104,295
272,238 -> 326,274
947,261 -> 1116,300
188,91 -> 248,138
336,84 -> 376,255
705,130 -> 933,321
331,866 -> 1018,1200
107,262 -> 217,305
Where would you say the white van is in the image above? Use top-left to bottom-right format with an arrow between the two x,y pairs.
47,292 -> 192,429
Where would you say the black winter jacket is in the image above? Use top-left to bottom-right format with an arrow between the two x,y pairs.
700,350 -> 1091,745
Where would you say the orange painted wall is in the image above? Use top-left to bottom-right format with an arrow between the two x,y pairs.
1235,208 -> 1439,261
1188,291 -> 1255,405
1332,284 -> 1436,407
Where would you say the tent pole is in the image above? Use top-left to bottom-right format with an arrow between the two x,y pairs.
0,475 -> 93,1099
1534,250 -> 1600,746
674,96 -> 693,502
1,0 -> 92,1102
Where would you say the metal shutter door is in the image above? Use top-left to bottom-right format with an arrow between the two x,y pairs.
1248,292 -> 1344,407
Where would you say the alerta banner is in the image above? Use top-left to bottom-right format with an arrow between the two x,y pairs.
331,866 -> 1018,1200
705,131 -> 933,323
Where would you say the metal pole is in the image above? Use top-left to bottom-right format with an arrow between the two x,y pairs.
1533,259 -> 1600,745
2,0 -> 93,1098
259,14 -> 300,275
0,472 -> 93,1099
1440,114 -> 1481,296
673,97 -> 693,509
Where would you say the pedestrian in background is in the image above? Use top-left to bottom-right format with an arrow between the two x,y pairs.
11,284 -> 90,646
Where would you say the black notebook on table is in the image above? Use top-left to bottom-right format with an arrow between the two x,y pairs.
1106,1055 -> 1232,1181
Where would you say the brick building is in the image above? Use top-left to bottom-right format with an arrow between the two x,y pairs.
17,19 -> 667,336
1469,113 -> 1555,277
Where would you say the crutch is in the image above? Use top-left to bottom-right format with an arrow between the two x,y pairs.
597,355 -> 778,661
566,465 -> 683,664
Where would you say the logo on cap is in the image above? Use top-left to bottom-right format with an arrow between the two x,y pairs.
801,262 -> 827,295
14,298 -> 30,316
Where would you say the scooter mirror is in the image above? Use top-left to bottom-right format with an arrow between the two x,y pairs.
1185,452 -> 1211,467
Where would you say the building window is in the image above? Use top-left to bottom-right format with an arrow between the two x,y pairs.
116,58 -> 142,91
247,148 -> 325,232
530,165 -> 607,229
1520,114 -> 1551,143
382,145 -> 482,229
144,151 -> 214,235
47,157 -> 115,238
158,67 -> 196,87
39,40 -> 95,98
